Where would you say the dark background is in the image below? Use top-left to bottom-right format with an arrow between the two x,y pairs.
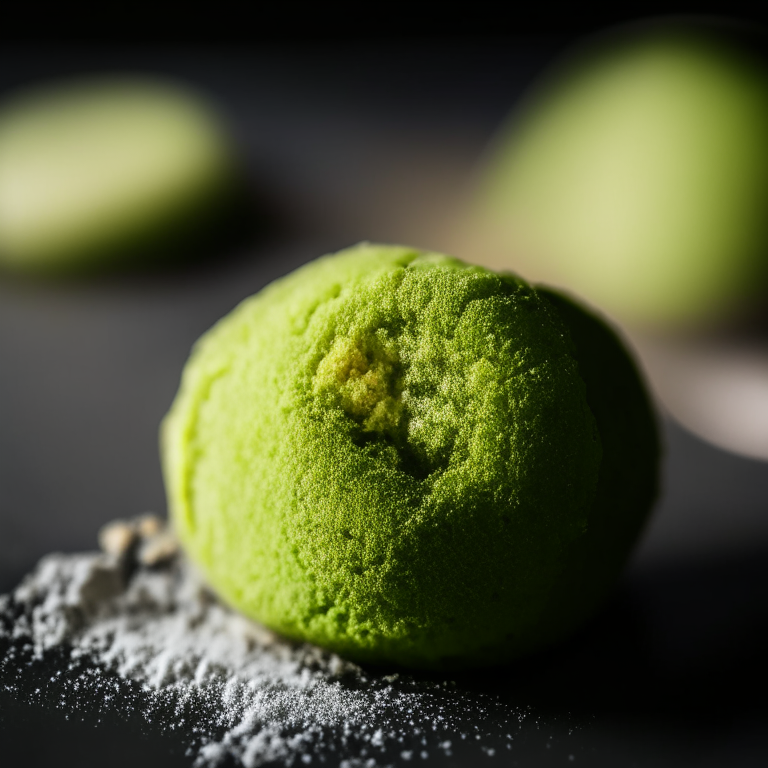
1,10 -> 768,766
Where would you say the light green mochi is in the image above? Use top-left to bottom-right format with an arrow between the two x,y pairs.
162,243 -> 658,668
475,25 -> 768,328
0,78 -> 237,273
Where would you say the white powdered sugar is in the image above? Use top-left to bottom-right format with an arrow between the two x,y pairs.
0,518 -> 564,766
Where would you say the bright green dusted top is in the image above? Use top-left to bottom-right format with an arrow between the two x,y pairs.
163,243 -> 655,668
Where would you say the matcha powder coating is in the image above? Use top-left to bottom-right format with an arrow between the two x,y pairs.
162,244 -> 658,668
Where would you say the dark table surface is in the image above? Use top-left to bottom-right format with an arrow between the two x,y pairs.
1,37 -> 767,767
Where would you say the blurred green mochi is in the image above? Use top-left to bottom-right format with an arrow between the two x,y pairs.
162,243 -> 659,668
0,78 -> 237,273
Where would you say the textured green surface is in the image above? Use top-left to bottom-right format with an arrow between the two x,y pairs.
163,243 -> 658,668
0,78 -> 236,273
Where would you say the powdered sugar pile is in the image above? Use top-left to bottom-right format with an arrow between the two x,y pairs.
0,517 -> 577,766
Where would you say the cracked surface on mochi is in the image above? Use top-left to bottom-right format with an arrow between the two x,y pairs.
163,243 -> 657,668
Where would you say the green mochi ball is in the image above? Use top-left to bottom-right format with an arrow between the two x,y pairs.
162,243 -> 658,668
474,23 -> 768,328
0,78 -> 238,273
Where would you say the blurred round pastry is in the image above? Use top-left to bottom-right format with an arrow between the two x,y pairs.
0,77 -> 240,273
469,21 -> 768,330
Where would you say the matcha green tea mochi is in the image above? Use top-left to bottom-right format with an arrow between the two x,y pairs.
162,243 -> 658,668
0,78 -> 238,273
472,23 -> 768,328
